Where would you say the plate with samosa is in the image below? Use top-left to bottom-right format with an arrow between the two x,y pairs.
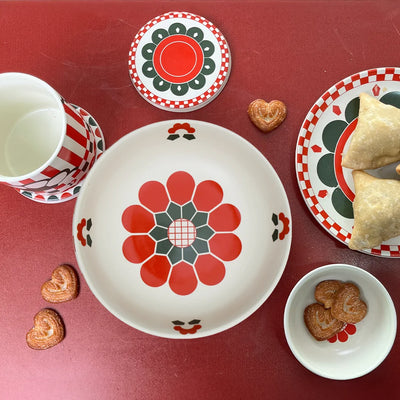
296,67 -> 400,257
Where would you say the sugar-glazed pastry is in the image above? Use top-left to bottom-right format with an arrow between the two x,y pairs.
349,170 -> 400,250
331,283 -> 367,324
341,92 -> 400,170
247,99 -> 287,132
304,303 -> 345,341
314,280 -> 344,309
41,264 -> 79,303
26,309 -> 65,350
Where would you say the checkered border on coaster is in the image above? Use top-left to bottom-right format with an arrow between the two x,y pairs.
296,67 -> 400,257
128,11 -> 231,111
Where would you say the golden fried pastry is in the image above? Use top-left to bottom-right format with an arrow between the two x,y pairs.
331,283 -> 367,324
26,309 -> 65,350
248,99 -> 287,132
341,92 -> 400,170
41,264 -> 78,303
304,303 -> 345,341
349,170 -> 400,250
314,280 -> 344,309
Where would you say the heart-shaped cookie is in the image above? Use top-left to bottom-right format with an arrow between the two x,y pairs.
331,283 -> 368,324
314,280 -> 344,309
304,303 -> 345,341
247,99 -> 287,132
26,309 -> 65,350
41,264 -> 78,303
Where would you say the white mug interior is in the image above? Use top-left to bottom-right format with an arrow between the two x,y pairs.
0,73 -> 65,180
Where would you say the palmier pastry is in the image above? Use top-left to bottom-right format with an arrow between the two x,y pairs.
41,264 -> 79,303
247,99 -> 287,132
331,283 -> 368,324
304,303 -> 345,341
314,280 -> 344,309
26,309 -> 65,350
341,92 -> 400,170
349,170 -> 400,250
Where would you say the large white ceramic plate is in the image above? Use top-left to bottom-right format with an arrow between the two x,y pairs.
73,120 -> 291,338
296,67 -> 400,257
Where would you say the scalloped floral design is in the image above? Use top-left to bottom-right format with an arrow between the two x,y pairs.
122,171 -> 242,296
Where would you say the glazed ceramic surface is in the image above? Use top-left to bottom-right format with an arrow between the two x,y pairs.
73,120 -> 291,338
296,67 -> 400,257
128,11 -> 231,112
284,264 -> 397,380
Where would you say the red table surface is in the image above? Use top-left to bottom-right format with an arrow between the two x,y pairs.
1,1 -> 400,399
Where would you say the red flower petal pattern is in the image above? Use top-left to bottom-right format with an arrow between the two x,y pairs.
140,255 -> 171,287
139,180 -> 169,212
122,235 -> 155,263
208,204 -> 241,231
166,171 -> 195,205
123,171 -> 243,296
169,262 -> 198,295
209,233 -> 242,261
195,254 -> 226,285
193,180 -> 223,211
122,205 -> 155,233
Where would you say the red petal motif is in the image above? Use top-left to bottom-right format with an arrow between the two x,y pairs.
193,180 -> 223,211
209,233 -> 242,261
208,204 -> 241,231
195,254 -> 226,285
122,205 -> 155,233
166,171 -> 195,205
122,235 -> 155,263
139,181 -> 169,212
169,262 -> 198,295
140,255 -> 171,287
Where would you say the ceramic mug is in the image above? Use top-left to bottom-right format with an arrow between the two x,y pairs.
0,72 -> 104,203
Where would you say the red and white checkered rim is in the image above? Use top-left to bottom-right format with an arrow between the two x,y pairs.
296,67 -> 400,258
128,11 -> 231,111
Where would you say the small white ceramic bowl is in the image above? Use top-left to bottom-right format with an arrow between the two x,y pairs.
284,264 -> 397,380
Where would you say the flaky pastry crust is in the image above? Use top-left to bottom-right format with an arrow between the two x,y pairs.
26,309 -> 65,350
304,303 -> 345,341
248,99 -> 287,132
331,283 -> 368,324
41,264 -> 78,303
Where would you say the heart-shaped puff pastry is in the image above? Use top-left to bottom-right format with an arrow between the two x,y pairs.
314,280 -> 344,309
248,99 -> 287,132
41,264 -> 78,303
304,303 -> 345,341
26,309 -> 65,350
331,283 -> 367,324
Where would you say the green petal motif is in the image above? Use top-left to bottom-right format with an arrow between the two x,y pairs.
344,96 -> 360,123
331,188 -> 353,219
152,28 -> 168,44
380,91 -> 400,108
322,121 -> 347,152
317,153 -> 337,187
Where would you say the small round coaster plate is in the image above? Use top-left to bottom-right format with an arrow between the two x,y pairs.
128,11 -> 231,112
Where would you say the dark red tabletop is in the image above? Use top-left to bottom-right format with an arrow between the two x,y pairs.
1,1 -> 399,399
